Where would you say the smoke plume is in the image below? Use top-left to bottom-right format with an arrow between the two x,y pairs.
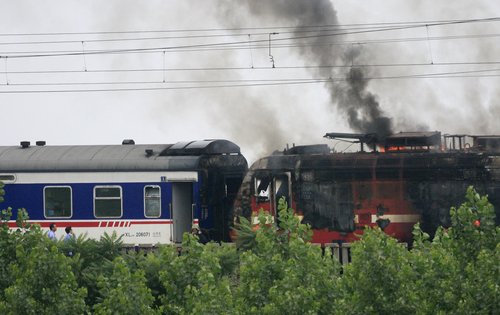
220,0 -> 394,140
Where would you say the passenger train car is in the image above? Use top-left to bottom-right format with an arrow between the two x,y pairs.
0,139 -> 247,244
233,132 -> 500,244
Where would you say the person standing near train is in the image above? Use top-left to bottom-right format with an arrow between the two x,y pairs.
191,224 -> 208,244
48,223 -> 57,241
64,226 -> 75,256
64,226 -> 74,241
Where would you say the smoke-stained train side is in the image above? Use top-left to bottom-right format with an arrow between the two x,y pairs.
233,132 -> 500,244
0,140 -> 247,244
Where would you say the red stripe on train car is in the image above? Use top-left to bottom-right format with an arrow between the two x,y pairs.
129,220 -> 172,225
6,220 -> 172,229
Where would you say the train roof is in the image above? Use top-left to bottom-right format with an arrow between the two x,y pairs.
0,139 -> 242,172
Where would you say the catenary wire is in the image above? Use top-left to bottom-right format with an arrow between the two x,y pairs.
1,17 -> 498,59
2,61 -> 500,75
1,32 -> 499,56
0,16 -> 497,37
1,67 -> 500,93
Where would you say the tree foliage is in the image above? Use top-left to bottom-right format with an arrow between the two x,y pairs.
0,187 -> 498,314
93,256 -> 156,315
0,209 -> 86,314
233,198 -> 339,315
335,186 -> 500,315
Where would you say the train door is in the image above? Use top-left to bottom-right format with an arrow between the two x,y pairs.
171,182 -> 193,243
221,175 -> 243,241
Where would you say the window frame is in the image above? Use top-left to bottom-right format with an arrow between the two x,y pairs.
254,175 -> 271,201
0,174 -> 16,183
144,185 -> 161,218
43,185 -> 73,219
93,185 -> 123,218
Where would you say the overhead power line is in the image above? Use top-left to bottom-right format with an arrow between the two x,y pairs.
2,61 -> 500,75
0,16 -> 498,37
1,17 -> 498,59
1,21 -> 498,46
1,67 -> 500,93
0,25 -> 455,46
2,32 -> 499,56
1,75 -> 499,94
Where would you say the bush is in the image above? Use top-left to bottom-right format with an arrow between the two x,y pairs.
3,236 -> 87,314
0,188 -> 497,314
93,256 -> 156,315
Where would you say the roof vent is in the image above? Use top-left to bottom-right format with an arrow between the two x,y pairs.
20,141 -> 30,148
145,149 -> 154,157
122,139 -> 135,145
36,141 -> 46,146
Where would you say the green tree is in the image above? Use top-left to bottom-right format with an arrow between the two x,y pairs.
3,239 -> 87,314
0,207 -> 15,299
335,227 -> 417,315
0,208 -> 40,301
93,256 -> 157,315
183,243 -> 236,315
336,186 -> 499,315
233,198 -> 340,315
158,235 -> 237,314
410,187 -> 500,314
125,250 -> 166,309
65,231 -> 125,308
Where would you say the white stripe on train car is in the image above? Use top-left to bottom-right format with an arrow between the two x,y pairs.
13,219 -> 175,245
251,215 -> 275,225
371,214 -> 421,223
12,171 -> 198,184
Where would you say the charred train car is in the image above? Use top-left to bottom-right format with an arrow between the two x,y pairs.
0,140 -> 247,244
233,132 -> 500,244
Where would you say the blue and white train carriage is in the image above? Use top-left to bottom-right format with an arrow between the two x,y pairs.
0,139 -> 247,244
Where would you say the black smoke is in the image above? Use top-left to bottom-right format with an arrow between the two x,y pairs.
220,0 -> 394,140
338,66 -> 393,140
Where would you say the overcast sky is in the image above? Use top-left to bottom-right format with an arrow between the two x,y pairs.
0,0 -> 499,163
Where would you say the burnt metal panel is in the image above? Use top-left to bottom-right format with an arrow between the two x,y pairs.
285,144 -> 330,155
473,136 -> 500,152
301,181 -> 354,232
385,131 -> 441,147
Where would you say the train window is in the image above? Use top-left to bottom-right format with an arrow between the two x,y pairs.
94,186 -> 122,218
144,186 -> 161,218
0,174 -> 15,183
255,176 -> 271,201
44,186 -> 72,218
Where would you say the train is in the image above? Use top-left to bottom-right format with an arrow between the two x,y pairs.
232,131 -> 500,244
1,132 -> 499,245
0,139 -> 247,244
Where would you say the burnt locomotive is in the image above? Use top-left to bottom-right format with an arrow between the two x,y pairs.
233,132 -> 500,244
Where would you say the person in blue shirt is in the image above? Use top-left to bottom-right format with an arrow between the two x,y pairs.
48,223 -> 57,241
64,226 -> 74,241
64,226 -> 74,256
